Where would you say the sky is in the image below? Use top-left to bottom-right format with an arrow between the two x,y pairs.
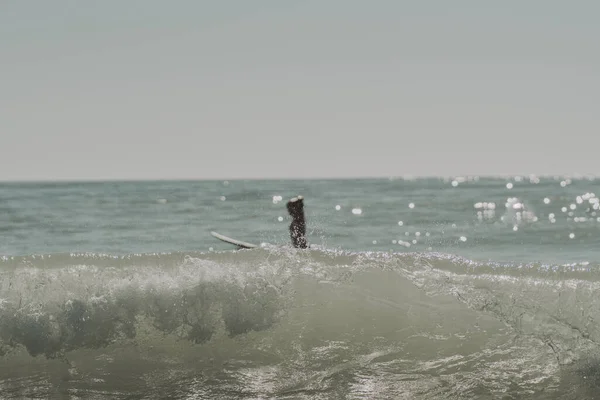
1,1 -> 599,181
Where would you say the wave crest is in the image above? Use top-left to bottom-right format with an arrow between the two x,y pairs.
1,248 -> 600,363
0,252 -> 290,358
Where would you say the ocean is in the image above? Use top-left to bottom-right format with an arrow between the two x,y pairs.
1,176 -> 600,399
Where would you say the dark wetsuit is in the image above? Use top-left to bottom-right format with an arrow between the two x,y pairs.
286,196 -> 308,248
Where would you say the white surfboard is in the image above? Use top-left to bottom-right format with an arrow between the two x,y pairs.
210,231 -> 258,249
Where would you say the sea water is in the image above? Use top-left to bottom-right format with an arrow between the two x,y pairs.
1,177 -> 600,399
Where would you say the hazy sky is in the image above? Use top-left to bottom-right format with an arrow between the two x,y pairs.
1,1 -> 599,181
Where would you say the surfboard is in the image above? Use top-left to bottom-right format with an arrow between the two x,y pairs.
210,231 -> 258,249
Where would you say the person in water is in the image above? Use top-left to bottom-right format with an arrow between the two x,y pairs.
286,196 -> 308,248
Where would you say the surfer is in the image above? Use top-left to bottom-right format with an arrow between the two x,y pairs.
286,196 -> 308,248
211,196 -> 309,250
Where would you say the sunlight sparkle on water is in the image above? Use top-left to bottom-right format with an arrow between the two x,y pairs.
451,177 -> 467,187
560,179 -> 572,187
335,205 -> 341,210
352,208 -> 362,215
529,174 -> 541,184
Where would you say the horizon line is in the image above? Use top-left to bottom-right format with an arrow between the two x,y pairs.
0,173 -> 598,184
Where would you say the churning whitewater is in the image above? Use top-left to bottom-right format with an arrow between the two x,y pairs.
2,248 -> 600,399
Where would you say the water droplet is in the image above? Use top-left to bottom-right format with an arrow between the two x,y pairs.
569,233 -> 575,239
506,182 -> 513,189
398,221 -> 404,226
277,216 -> 283,222
335,205 -> 341,211
408,203 -> 415,209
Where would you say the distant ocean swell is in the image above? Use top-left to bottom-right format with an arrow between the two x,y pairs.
1,248 -> 600,398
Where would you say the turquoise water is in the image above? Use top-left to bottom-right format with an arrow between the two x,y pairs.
1,177 -> 599,263
2,177 -> 600,399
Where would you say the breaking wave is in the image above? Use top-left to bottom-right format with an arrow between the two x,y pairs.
2,248 -> 600,398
